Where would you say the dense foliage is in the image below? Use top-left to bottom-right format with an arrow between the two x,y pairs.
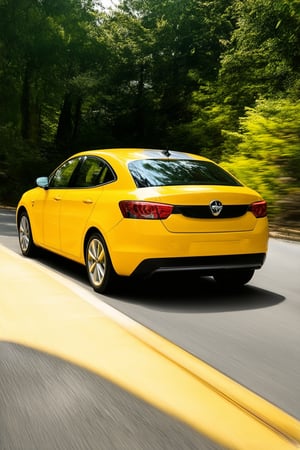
0,0 -> 299,225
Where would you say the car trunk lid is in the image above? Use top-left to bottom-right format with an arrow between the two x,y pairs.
142,185 -> 262,233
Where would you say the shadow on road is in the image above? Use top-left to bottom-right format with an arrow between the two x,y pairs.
112,272 -> 285,313
29,248 -> 285,314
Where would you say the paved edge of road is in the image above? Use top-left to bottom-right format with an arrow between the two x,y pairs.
1,243 -> 300,450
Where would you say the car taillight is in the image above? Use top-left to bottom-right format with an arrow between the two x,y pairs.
119,200 -> 173,219
249,200 -> 267,218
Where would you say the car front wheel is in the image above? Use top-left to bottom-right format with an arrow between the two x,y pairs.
85,232 -> 118,294
213,268 -> 254,287
18,211 -> 36,257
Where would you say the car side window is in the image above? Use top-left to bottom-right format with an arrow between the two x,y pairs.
72,157 -> 114,188
49,158 -> 80,188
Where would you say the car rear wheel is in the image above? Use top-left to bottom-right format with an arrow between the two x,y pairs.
18,211 -> 36,257
85,232 -> 118,294
213,268 -> 254,287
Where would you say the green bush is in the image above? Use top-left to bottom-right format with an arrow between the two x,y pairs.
221,98 -> 300,223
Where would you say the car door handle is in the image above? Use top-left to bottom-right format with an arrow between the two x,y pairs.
83,199 -> 94,204
54,196 -> 62,201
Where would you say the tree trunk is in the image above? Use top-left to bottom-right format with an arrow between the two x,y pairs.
21,65 -> 41,145
56,92 -> 73,151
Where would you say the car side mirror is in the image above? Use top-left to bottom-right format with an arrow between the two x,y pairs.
36,176 -> 49,189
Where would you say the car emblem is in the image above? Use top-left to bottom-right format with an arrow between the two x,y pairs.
209,200 -> 223,217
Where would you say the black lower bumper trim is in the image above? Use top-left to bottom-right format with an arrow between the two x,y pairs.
131,253 -> 266,277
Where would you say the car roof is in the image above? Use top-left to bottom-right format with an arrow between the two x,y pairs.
73,148 -> 211,164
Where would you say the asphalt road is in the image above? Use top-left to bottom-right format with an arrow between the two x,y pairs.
0,208 -> 299,449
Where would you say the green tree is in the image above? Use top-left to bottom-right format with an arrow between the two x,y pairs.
221,97 -> 300,221
219,0 -> 300,114
98,0 -> 234,149
0,0 -> 104,157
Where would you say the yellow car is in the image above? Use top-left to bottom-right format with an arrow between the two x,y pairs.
16,148 -> 268,293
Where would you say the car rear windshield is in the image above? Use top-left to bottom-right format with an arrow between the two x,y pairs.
128,159 -> 242,188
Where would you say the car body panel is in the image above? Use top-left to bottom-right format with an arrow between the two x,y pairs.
58,187 -> 103,260
103,217 -> 268,275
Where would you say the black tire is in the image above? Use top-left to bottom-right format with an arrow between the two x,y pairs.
85,232 -> 118,294
213,268 -> 255,287
18,211 -> 37,257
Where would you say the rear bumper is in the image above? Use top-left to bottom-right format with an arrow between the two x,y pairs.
106,217 -> 268,276
131,253 -> 266,277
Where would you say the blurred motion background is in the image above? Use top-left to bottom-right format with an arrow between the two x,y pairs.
0,0 -> 299,230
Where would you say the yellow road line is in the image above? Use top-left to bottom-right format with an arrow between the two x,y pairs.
1,244 -> 299,449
